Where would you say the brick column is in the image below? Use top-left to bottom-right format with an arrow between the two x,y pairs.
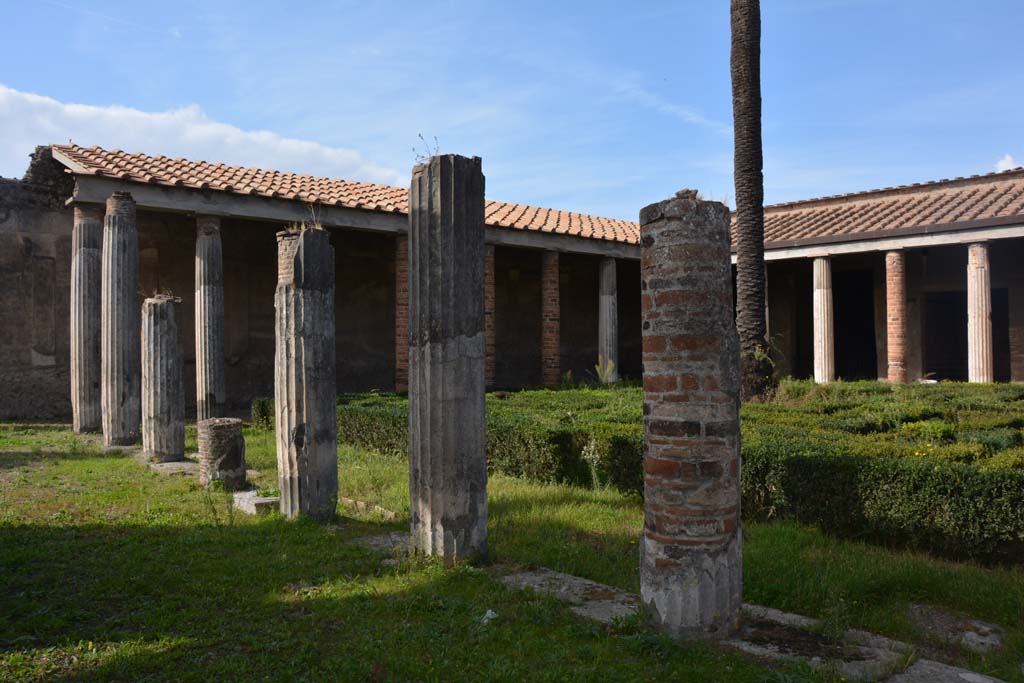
541,251 -> 561,387
394,235 -> 409,393
485,244 -> 496,388
70,203 -> 104,433
885,250 -> 907,383
967,242 -> 993,383
408,154 -> 487,562
638,190 -> 741,639
598,257 -> 619,382
812,256 -> 835,384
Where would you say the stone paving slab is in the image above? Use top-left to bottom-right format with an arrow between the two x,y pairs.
350,532 -> 410,555
339,496 -> 398,521
490,565 -> 1005,683
233,490 -> 279,515
146,460 -> 199,476
908,604 -> 1004,654
885,658 -> 1005,682
499,567 -> 640,624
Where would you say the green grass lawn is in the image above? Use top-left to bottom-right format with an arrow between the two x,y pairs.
2,423 -> 1023,682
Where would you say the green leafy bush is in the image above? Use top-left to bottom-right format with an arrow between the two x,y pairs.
250,397 -> 274,429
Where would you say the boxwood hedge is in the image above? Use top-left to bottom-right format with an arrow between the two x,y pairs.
251,380 -> 1024,560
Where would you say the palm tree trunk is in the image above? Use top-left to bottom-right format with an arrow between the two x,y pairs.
731,0 -> 772,400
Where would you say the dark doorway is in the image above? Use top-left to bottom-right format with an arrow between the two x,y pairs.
925,289 -> 1010,381
833,269 -> 877,380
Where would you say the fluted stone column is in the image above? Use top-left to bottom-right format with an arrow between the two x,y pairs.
885,251 -> 907,383
142,295 -> 185,462
813,256 -> 835,384
195,215 -> 226,420
275,227 -> 338,520
639,190 -> 741,639
71,204 -> 104,433
408,154 -> 487,562
968,242 -> 993,383
101,191 -> 140,446
598,256 -> 619,382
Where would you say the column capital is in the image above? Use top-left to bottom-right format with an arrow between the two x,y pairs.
196,214 -> 221,236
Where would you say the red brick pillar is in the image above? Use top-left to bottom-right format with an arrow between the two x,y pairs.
485,244 -> 496,388
541,251 -> 561,387
885,250 -> 907,383
394,235 -> 409,393
639,190 -> 741,639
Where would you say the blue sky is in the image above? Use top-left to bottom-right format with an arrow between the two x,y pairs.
1,0 -> 1022,220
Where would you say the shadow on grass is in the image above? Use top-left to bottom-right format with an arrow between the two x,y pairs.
0,518 -> 781,682
0,448 -> 132,471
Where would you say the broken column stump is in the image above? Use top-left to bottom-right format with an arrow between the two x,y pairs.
195,215 -> 227,420
274,227 -> 338,520
638,189 -> 742,639
101,191 -> 141,446
141,295 -> 185,463
407,154 -> 488,562
198,417 -> 246,490
70,203 -> 104,434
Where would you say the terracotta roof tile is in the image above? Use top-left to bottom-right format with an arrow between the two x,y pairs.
51,145 -> 1024,250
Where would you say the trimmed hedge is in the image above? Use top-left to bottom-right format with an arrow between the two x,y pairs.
249,380 -> 1024,560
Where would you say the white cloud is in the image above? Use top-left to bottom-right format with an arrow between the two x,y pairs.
0,84 -> 404,185
996,153 -> 1018,172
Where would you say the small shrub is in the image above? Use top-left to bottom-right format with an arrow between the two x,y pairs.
250,397 -> 275,429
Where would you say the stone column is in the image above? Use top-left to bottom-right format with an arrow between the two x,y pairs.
275,227 -> 338,520
638,190 -> 741,639
812,256 -> 835,384
70,204 -> 104,433
198,417 -> 246,490
885,250 -> 907,383
141,295 -> 185,463
408,154 -> 487,562
967,242 -> 993,383
394,235 -> 409,393
101,191 -> 141,446
485,244 -> 497,388
541,251 -> 561,387
195,215 -> 226,420
598,256 -> 619,383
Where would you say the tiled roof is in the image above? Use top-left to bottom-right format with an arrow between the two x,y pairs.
51,144 -> 1024,250
51,145 -> 639,245
759,168 -> 1024,247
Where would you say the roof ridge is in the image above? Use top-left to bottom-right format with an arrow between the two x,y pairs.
765,166 -> 1024,212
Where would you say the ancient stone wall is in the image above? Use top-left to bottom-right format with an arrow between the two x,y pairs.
0,148 -> 74,419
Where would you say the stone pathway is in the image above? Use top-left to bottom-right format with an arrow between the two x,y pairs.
350,535 -> 1007,683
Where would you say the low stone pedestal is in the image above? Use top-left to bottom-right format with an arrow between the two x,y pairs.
233,490 -> 280,515
197,417 -> 246,490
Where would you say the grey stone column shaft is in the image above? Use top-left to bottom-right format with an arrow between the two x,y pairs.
195,215 -> 226,420
142,295 -> 185,462
71,204 -> 104,433
813,256 -> 835,384
639,190 -> 741,639
598,256 -> 619,382
967,242 -> 993,383
101,191 -> 141,446
408,154 -> 487,562
274,227 -> 338,520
